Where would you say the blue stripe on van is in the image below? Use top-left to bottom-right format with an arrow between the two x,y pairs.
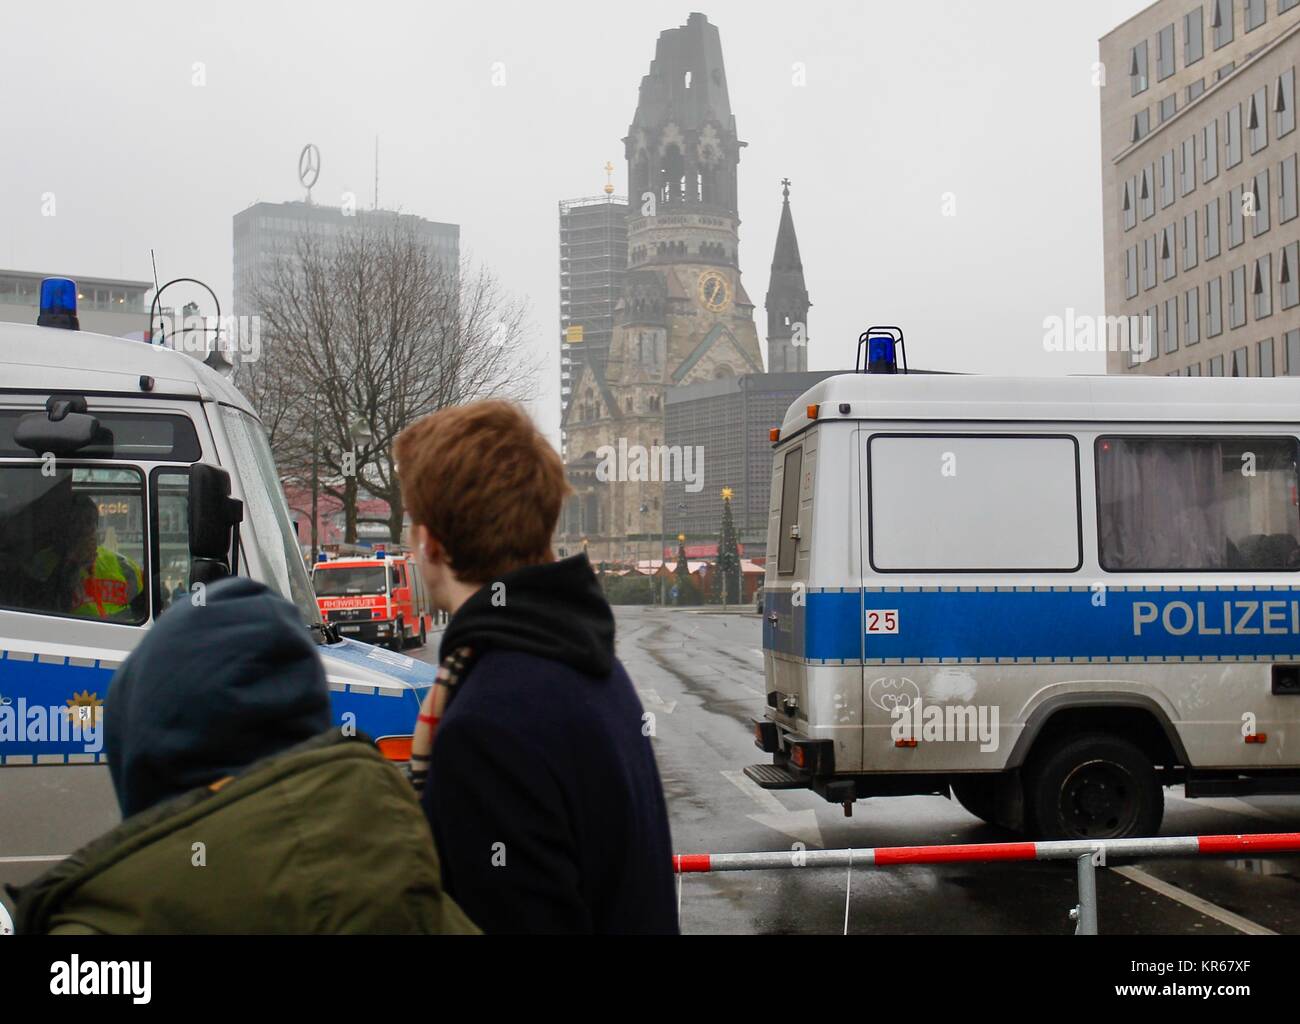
784,587 -> 1300,662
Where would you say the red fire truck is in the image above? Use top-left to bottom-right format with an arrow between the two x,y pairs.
311,549 -> 434,650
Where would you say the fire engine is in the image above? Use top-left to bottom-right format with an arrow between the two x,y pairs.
312,549 -> 434,650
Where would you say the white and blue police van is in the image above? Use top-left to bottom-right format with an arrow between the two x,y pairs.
0,279 -> 434,768
750,328 -> 1300,840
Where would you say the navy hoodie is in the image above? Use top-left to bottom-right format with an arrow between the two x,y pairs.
423,554 -> 678,934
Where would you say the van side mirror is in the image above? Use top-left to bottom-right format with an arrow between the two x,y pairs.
188,463 -> 243,585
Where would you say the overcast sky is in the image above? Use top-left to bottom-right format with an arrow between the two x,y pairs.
0,0 -> 1151,443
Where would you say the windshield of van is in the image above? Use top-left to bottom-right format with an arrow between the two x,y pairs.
313,566 -> 387,596
218,405 -> 321,626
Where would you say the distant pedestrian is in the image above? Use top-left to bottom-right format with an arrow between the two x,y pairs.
397,400 -> 678,934
12,577 -> 476,935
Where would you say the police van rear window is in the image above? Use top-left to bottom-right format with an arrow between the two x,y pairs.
0,411 -> 201,461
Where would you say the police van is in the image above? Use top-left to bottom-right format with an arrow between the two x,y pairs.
750,332 -> 1300,840
0,280 -> 434,767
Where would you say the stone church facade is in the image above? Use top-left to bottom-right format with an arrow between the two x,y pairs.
559,13 -> 808,564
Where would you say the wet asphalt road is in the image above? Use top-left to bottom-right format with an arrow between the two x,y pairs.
4,604 -> 1300,935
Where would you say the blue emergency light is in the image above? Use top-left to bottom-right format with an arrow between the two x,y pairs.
856,326 -> 907,375
375,548 -> 387,559
37,277 -> 80,331
316,552 -> 329,562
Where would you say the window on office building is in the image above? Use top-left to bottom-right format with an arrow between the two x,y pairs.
1132,107 -> 1151,143
1186,8 -> 1205,63
1282,0 -> 1300,12
1213,0 -> 1234,48
1140,164 -> 1155,218
1146,306 -> 1160,362
1231,345 -> 1249,375
1226,104 -> 1243,166
1228,184 -> 1245,247
1207,276 -> 1224,335
1282,242 -> 1299,308
1249,87 -> 1269,153
1143,234 -> 1157,289
1279,68 -> 1296,137
1217,62 -> 1237,82
1203,120 -> 1219,180
1252,168 -> 1271,235
1123,177 -> 1137,230
1229,264 -> 1248,328
1183,209 -> 1200,269
1206,196 -> 1222,257
1259,337 -> 1276,375
1188,78 -> 1207,103
1162,224 -> 1177,280
1255,254 -> 1274,318
1209,353 -> 1226,375
1246,0 -> 1267,30
1160,150 -> 1176,207
1186,362 -> 1202,375
1185,285 -> 1202,344
1282,154 -> 1299,222
1131,39 -> 1150,95
1125,245 -> 1139,299
1288,329 -> 1300,373
1164,296 -> 1180,353
1157,23 -> 1176,79
1160,94 -> 1178,123
1180,136 -> 1197,195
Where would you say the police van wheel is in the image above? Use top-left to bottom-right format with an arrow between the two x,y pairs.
1026,734 -> 1162,840
950,776 -> 1001,825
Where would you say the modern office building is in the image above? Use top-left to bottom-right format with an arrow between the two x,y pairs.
1100,0 -> 1300,376
663,369 -> 835,559
558,193 -> 628,457
0,269 -> 152,336
232,200 -> 459,316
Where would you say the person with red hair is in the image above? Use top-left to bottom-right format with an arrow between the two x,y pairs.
396,400 -> 677,935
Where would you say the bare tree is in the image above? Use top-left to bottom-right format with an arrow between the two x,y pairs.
241,216 -> 537,545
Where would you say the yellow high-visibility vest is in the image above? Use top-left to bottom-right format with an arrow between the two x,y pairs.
72,547 -> 144,621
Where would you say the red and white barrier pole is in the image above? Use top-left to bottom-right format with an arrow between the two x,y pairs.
673,831 -> 1300,874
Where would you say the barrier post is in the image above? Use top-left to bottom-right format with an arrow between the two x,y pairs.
1071,853 -> 1099,935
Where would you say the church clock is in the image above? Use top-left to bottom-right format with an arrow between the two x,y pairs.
697,271 -> 731,312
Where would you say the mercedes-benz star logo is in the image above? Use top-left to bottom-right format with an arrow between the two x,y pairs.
298,144 -> 321,190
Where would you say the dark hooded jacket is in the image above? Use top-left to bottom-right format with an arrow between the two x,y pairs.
422,554 -> 677,934
13,577 -> 475,935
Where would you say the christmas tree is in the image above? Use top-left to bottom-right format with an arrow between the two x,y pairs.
673,535 -> 698,605
712,487 -> 742,605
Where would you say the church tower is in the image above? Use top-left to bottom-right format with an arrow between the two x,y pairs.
561,13 -> 765,563
764,178 -> 811,373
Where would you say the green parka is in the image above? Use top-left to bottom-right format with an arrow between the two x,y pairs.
14,732 -> 477,935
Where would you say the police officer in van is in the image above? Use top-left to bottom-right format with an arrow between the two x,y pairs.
65,495 -> 145,622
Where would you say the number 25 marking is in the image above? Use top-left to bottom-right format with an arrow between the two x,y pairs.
866,609 -> 899,634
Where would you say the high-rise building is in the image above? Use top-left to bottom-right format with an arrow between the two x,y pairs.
1100,0 -> 1300,376
232,200 -> 459,317
559,13 -> 767,563
0,269 -> 152,337
558,194 -> 628,458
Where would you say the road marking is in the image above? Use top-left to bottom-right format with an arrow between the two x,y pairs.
1167,788 -> 1283,823
723,769 -> 786,815
637,688 -> 678,714
0,855 -> 66,864
722,770 -> 825,848
1110,865 -> 1276,935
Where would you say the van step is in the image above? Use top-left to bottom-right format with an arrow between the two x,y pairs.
744,763 -> 808,790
